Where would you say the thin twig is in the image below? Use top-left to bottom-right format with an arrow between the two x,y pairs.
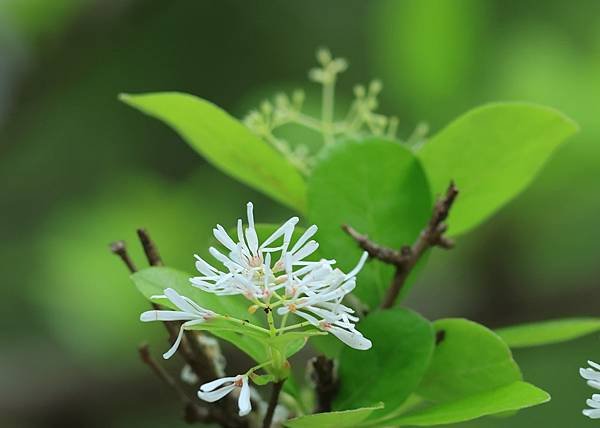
263,380 -> 285,428
343,182 -> 459,309
137,228 -> 164,266
138,344 -> 211,424
310,356 -> 339,413
109,240 -> 138,273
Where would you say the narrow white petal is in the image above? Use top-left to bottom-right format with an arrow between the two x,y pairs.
587,398 -> 600,409
328,326 -> 372,350
261,217 -> 299,249
198,384 -> 236,402
164,288 -> 200,314
345,251 -> 368,279
290,224 -> 318,254
140,310 -> 195,322
589,360 -> 600,371
292,240 -> 319,262
238,377 -> 252,416
200,376 -> 238,392
194,254 -> 220,275
163,324 -> 185,359
214,224 -> 238,251
583,408 -> 600,419
295,310 -> 320,326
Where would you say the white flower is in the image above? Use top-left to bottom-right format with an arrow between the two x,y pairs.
140,287 -> 215,359
581,360 -> 600,418
187,201 -> 372,351
277,252 -> 372,350
190,202 -> 325,301
198,374 -> 251,416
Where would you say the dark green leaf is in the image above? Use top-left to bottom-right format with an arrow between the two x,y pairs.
308,138 -> 432,307
334,308 -> 434,414
418,103 -> 578,235
120,92 -> 307,212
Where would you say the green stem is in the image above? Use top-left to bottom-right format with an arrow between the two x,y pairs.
322,78 -> 335,145
267,309 -> 276,337
217,315 -> 270,335
278,312 -> 290,334
278,320 -> 313,333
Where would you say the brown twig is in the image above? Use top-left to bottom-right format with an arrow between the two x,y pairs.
133,229 -> 224,383
310,356 -> 339,413
263,380 -> 285,428
109,240 -> 138,273
138,344 -> 210,421
343,182 -> 459,309
137,228 -> 164,266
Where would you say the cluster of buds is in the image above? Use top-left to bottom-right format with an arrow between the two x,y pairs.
243,48 -> 401,175
140,202 -> 371,416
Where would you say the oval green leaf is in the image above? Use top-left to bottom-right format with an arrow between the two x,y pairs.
307,138 -> 432,307
284,403 -> 384,428
418,103 -> 578,235
120,92 -> 307,212
334,308 -> 434,414
417,318 -> 521,402
496,317 -> 600,348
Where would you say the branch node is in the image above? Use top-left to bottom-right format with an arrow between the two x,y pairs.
343,182 -> 459,309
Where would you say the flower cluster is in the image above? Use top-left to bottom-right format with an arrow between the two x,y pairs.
581,360 -> 600,419
140,202 -> 371,416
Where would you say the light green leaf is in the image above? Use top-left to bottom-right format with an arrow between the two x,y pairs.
308,138 -> 432,307
120,92 -> 307,212
335,308 -> 434,414
417,318 -> 521,402
390,382 -> 549,426
418,103 -> 578,235
496,318 -> 600,348
284,403 -> 384,428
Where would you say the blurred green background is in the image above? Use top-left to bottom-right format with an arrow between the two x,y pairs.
1,0 -> 598,426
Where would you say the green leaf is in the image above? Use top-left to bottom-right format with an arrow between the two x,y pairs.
389,382 -> 549,426
496,317 -> 600,348
120,92 -> 307,212
334,308 -> 434,414
418,103 -> 578,235
307,138 -> 432,307
284,403 -> 384,428
249,373 -> 275,386
417,318 -> 521,402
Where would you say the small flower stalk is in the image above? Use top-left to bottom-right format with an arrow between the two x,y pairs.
139,202 -> 371,417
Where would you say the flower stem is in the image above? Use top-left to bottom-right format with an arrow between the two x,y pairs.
322,78 -> 335,145
217,315 -> 270,335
